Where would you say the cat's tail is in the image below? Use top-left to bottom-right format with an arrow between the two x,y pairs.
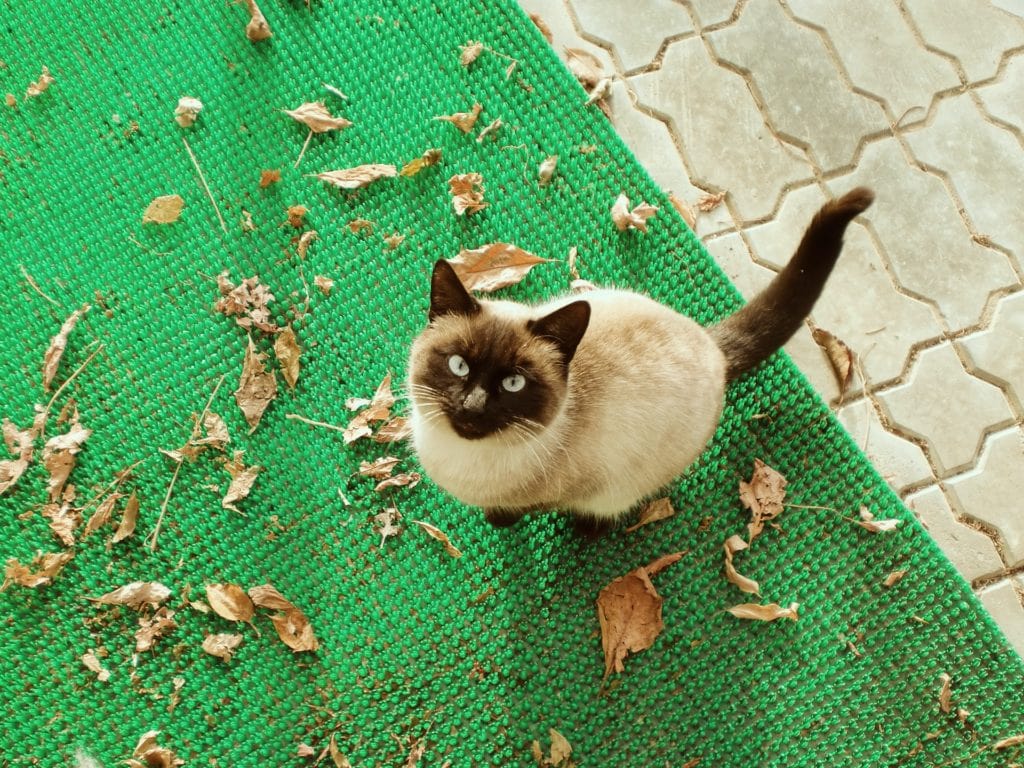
709,187 -> 874,382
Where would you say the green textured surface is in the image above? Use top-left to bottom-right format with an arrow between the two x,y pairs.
1,1 -> 1023,766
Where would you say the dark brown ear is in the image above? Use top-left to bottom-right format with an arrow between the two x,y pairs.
429,260 -> 480,321
528,301 -> 591,366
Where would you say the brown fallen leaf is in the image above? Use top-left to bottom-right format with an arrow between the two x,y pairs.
25,66 -> 55,98
43,420 -> 91,502
203,632 -> 243,662
247,583 -> 294,611
42,304 -> 90,391
259,169 -> 281,188
329,734 -> 352,768
374,472 -> 420,492
269,608 -> 319,652
344,373 -> 395,444
142,194 -> 185,224
994,734 -> 1024,750
214,272 -> 280,333
446,243 -> 553,293
84,492 -> 121,538
548,729 -> 572,767
314,275 -> 334,295
5,94 -> 16,108
449,173 -> 487,216
286,204 -> 308,228
460,40 -> 485,67
624,497 -> 674,533
274,325 -> 301,390
434,103 -> 483,133
883,569 -> 907,588
194,412 -> 230,450
127,731 -> 184,768
372,416 -> 412,443
383,233 -> 405,250
297,744 -> 315,758
739,459 -> 787,543
938,673 -> 953,714
359,456 -> 401,480
412,520 -> 462,558
0,418 -> 34,495
723,535 -> 760,595
538,155 -> 558,187
296,229 -> 318,258
726,602 -> 799,622
1,551 -> 73,591
42,491 -> 80,547
283,101 -> 352,133
348,218 -> 374,235
135,607 -> 178,652
597,551 -> 684,679
811,327 -> 855,398
374,506 -> 402,549
610,193 -> 658,233
234,338 -> 277,433
530,13 -> 553,43
244,0 -> 271,41
312,164 -> 398,190
668,192 -> 697,229
400,148 -> 443,177
564,48 -> 604,89
81,650 -> 111,682
174,96 -> 203,127
206,582 -> 256,623
221,450 -> 261,511
88,581 -> 171,610
856,506 -> 901,533
476,117 -> 503,143
111,490 -> 140,543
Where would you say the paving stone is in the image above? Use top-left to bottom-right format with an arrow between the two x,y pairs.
828,138 -> 1017,331
516,0 -> 617,77
568,0 -> 694,72
788,0 -> 959,118
959,292 -> 1024,412
976,52 -> 1024,128
745,185 -> 940,386
905,486 -> 1004,583
707,0 -> 887,172
686,0 -> 740,29
629,37 -> 811,222
992,0 -> 1024,18
838,400 -> 933,493
902,0 -> 1024,83
978,579 -> 1024,658
946,427 -> 1024,566
904,95 -> 1024,271
879,345 -> 1014,475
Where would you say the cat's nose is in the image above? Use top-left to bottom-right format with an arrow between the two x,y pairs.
462,386 -> 487,413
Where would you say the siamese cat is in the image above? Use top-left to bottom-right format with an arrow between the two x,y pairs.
407,188 -> 874,538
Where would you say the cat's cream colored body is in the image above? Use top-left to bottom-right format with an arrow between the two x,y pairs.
410,289 -> 727,518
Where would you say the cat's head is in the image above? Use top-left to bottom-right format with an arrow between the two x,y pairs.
408,260 -> 590,441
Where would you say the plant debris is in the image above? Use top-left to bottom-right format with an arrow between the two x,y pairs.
221,450 -> 261,511
312,164 -> 397,190
611,193 -> 658,233
296,229 -> 318,259
739,459 -> 787,543
374,506 -> 402,549
855,506 -> 901,533
249,584 -> 320,652
698,191 -> 726,212
411,520 -> 462,558
938,673 -> 953,714
135,608 -> 178,652
126,731 -> 184,768
538,155 -> 558,187
88,581 -> 172,611
81,649 -> 111,682
43,418 -> 91,502
42,304 -> 90,391
274,325 -> 301,389
400,148 -> 442,177
564,48 -> 604,89
25,66 -> 55,98
329,734 -> 352,767
623,497 -> 674,533
668,192 -> 697,229
434,103 -> 483,133
359,456 -> 401,479
375,472 -> 421,492
174,96 -> 203,127
243,0 -> 271,41
446,243 -> 553,293
214,272 -> 280,333
0,417 -> 35,495
460,41 -> 485,67
259,169 -> 282,188
723,535 -> 760,595
383,233 -> 405,250
448,173 -> 487,216
726,602 -> 800,622
344,373 -> 395,443
202,633 -> 243,662
84,492 -> 121,538
2,550 -> 73,590
596,551 -> 684,680
531,728 -> 574,767
314,275 -> 334,295
284,101 -> 352,133
883,570 -> 907,588
476,117 -> 503,143
206,582 -> 256,623
234,337 -> 278,432
811,327 -> 855,398
286,205 -> 308,228
142,194 -> 185,224
372,416 -> 412,443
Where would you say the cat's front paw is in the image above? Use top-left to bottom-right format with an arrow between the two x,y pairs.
484,507 -> 524,528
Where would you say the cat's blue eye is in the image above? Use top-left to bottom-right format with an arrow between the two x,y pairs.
448,354 -> 470,377
502,374 -> 526,392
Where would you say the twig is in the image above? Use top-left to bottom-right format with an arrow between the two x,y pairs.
43,342 -> 104,416
182,137 -> 227,235
285,413 -> 346,432
294,128 -> 313,169
19,265 -> 59,306
78,458 -> 146,514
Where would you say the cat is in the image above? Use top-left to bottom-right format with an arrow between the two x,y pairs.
407,188 -> 874,538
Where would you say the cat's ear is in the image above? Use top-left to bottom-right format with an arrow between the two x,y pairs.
528,301 -> 591,365
429,260 -> 480,322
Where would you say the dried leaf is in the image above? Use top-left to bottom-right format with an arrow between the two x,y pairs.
727,602 -> 800,622
286,204 -> 308,228
448,173 -> 487,216
314,275 -> 334,295
194,412 -> 230,450
135,607 -> 178,652
221,450 -> 261,511
476,117 -> 503,143
856,506 -> 902,533
214,273 -> 280,333
723,535 -> 760,595
259,169 -> 281,188
234,338 -> 277,432
564,48 -> 604,88
297,744 -> 315,758
129,730 -> 184,768
624,497 -> 675,533
295,229 -> 318,258
284,101 -> 352,133
0,418 -> 34,495
344,373 -> 395,444
372,416 -> 412,443
42,496 -> 80,547
312,164 -> 397,190
739,459 -> 787,543
383,233 -> 405,250
269,609 -> 320,652
329,734 -> 352,768
938,673 -> 953,714
597,552 -> 683,679
811,327 -> 854,398
610,193 -> 658,233
883,569 -> 907,588
359,456 -> 401,480
538,155 -> 558,187
81,650 -> 111,682
247,583 -> 294,611
698,191 -> 726,212
244,0 -> 272,41
460,41 -> 484,67
42,305 -> 90,391
142,194 -> 184,224
174,96 -> 202,127
374,506 -> 402,549
25,66 -> 55,98
549,729 -> 572,766
993,734 -> 1024,750
434,103 -> 483,133
668,192 -> 697,229
348,218 -> 374,235
274,325 -> 301,390
206,582 -> 256,622
399,148 -> 443,179
374,472 -> 420,492
447,243 -> 553,293
88,581 -> 171,610
530,13 -> 553,43
585,77 -> 612,106
202,632 -> 243,662
1,551 -> 73,591
84,492 -> 121,538
412,520 -> 463,558
43,420 -> 91,502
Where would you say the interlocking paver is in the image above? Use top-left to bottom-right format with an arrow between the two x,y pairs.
979,579 -> 1024,657
707,0 -> 887,172
976,51 -> 1024,128
788,0 -> 959,119
837,399 -> 933,493
947,427 -> 1024,567
878,344 -> 1014,476
568,0 -> 694,72
905,485 -> 1004,582
992,0 -> 1024,18
686,0 -> 740,29
959,292 -> 1024,411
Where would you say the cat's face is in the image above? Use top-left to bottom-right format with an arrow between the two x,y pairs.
408,261 -> 590,441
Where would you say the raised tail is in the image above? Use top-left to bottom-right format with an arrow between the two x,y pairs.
709,187 -> 874,381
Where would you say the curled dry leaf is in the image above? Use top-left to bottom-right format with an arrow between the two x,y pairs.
344,373 -> 394,444
400,148 -> 442,178
447,243 -> 553,293
81,650 -> 111,682
286,205 -> 308,227
883,569 -> 907,588
856,506 -> 901,533
698,191 -> 726,212
206,582 -> 256,622
174,96 -> 203,127
109,489 -> 139,542
460,40 -> 485,67
624,497 -> 675,533
1,551 -> 73,591
811,327 -> 855,398
312,164 -> 397,190
221,450 -> 261,511
25,66 -> 55,98
611,193 -> 658,233
84,492 -> 121,538
135,607 -> 178,652
597,551 -> 684,680
434,103 -> 482,133
42,304 -> 90,391
374,506 -> 402,549
476,117 -> 503,143
43,492 -> 80,547
994,734 -> 1024,750
938,673 -> 953,714
373,416 -> 412,443
142,194 -> 184,224
348,218 -> 374,235
214,273 -> 280,333
244,0 -> 271,41
374,472 -> 420,492
538,155 -> 558,187
564,48 -> 604,88
330,734 -> 352,768
727,602 -> 800,622
585,77 -> 612,106
259,169 -> 281,188
128,731 -> 184,768
284,101 -> 352,133
234,338 -> 277,433
296,230 -> 318,259
203,632 -> 243,662
723,535 -> 760,595
383,233 -> 405,250
194,412 -> 230,450
668,192 -> 697,230
314,275 -> 334,295
297,744 -> 315,758
412,520 -> 462,558
739,459 -> 787,543
269,609 -> 319,652
548,729 -> 573,767
449,173 -> 487,216
0,417 -> 35,495
247,583 -> 293,611
359,456 -> 401,480
274,325 -> 301,390
43,420 -> 91,502
88,581 -> 171,611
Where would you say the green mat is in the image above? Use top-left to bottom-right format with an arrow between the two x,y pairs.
2,1 -> 1022,766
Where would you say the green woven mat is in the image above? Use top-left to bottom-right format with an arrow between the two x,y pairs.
2,1 -> 1022,766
